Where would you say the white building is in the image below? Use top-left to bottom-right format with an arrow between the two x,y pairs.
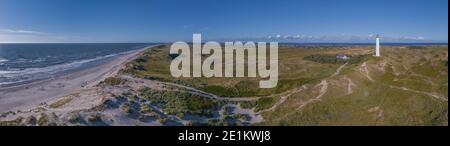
336,54 -> 350,60
375,34 -> 380,57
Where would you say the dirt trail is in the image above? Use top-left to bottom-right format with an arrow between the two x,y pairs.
121,75 -> 261,102
390,85 -> 448,102
368,106 -> 384,121
293,62 -> 348,110
274,80 -> 329,121
270,62 -> 352,121
343,75 -> 356,94
259,63 -> 347,113
163,82 -> 261,101
315,80 -> 329,99
360,62 -> 374,82
258,85 -> 307,113
387,62 -> 401,76
331,62 -> 348,78
295,80 -> 328,111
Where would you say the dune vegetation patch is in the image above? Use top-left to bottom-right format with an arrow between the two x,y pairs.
103,77 -> 126,86
121,45 -> 371,97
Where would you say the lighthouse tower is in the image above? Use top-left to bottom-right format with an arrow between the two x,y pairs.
375,34 -> 380,57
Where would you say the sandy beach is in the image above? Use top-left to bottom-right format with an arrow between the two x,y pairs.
0,46 -> 152,113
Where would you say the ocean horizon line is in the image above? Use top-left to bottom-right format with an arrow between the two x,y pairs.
0,42 -> 447,45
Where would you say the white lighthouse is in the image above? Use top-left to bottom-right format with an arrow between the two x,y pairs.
375,34 -> 380,57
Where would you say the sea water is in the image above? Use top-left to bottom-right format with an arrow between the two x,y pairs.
0,43 -> 154,87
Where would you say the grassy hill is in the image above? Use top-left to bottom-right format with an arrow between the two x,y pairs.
122,45 -> 370,97
123,44 -> 448,126
259,45 -> 448,126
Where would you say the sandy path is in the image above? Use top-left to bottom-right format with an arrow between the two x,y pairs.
258,86 -> 307,113
121,75 -> 261,102
273,62 -> 351,121
331,62 -> 347,78
0,46 -> 152,113
295,80 -> 328,110
390,85 -> 448,102
269,80 -> 329,121
344,75 -> 356,94
360,62 -> 374,82
259,62 -> 346,115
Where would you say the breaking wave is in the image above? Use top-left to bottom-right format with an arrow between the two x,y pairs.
0,53 -> 118,86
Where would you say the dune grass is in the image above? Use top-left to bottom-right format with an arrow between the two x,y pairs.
259,46 -> 448,126
121,44 -> 447,126
122,45 -> 370,97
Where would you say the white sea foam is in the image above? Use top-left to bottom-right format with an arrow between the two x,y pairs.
0,53 -> 119,84
0,58 -> 8,64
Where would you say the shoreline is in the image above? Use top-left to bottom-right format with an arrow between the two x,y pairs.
0,45 -> 154,113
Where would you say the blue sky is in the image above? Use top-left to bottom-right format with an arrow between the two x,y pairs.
0,0 -> 448,43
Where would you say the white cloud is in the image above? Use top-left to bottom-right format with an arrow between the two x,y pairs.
264,34 -> 430,42
0,28 -> 72,43
0,29 -> 49,35
182,25 -> 193,29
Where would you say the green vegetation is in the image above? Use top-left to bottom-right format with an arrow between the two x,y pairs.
256,97 -> 276,111
0,117 -> 24,126
408,46 -> 427,50
260,46 -> 448,126
223,106 -> 234,115
49,97 -> 73,108
24,116 -> 37,125
239,101 -> 257,109
37,114 -> 51,126
235,114 -> 252,121
303,54 -> 369,64
139,87 -> 222,118
103,77 -> 126,86
114,45 -> 447,126
87,114 -> 102,123
140,104 -> 152,113
121,103 -> 133,115
67,113 -> 82,123
120,45 -> 363,97
263,81 -> 448,126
